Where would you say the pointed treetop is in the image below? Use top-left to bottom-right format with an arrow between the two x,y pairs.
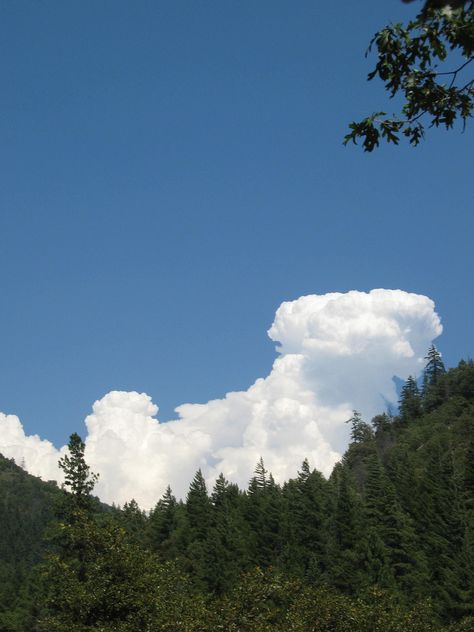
212,472 -> 230,506
399,375 -> 422,422
297,458 -> 312,484
187,469 -> 208,498
248,457 -> 270,494
58,433 -> 98,508
163,485 -> 176,507
254,457 -> 268,489
424,344 -> 446,387
346,411 -> 374,444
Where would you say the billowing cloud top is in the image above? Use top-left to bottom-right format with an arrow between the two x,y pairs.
0,289 -> 442,510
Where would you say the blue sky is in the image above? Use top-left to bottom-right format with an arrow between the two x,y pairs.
1,0 -> 472,450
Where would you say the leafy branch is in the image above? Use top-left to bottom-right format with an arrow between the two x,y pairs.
345,2 -> 474,151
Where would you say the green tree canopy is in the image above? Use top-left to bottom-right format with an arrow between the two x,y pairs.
424,344 -> 447,387
58,433 -> 98,510
346,411 -> 374,444
345,2 -> 474,150
399,375 -> 423,422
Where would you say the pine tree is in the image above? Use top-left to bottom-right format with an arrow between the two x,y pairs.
249,457 -> 268,492
413,436 -> 465,616
246,459 -> 283,568
208,474 -> 251,593
39,434 -> 172,631
423,345 -> 447,412
399,376 -> 422,423
362,453 -> 427,596
148,485 -> 178,552
424,344 -> 446,387
456,420 -> 474,617
462,420 -> 474,511
346,411 -> 373,444
186,469 -> 211,536
58,433 -> 98,511
120,499 -> 147,546
371,413 -> 392,434
184,469 -> 214,591
327,465 -> 365,593
361,455 -> 393,589
282,459 -> 329,582
211,473 -> 231,508
52,433 -> 100,586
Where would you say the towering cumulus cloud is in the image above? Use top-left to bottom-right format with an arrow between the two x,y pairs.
0,289 -> 442,509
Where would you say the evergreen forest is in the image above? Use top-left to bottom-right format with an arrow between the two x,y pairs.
1,348 -> 474,631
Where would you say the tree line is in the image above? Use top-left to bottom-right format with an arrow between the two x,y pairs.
1,349 -> 473,631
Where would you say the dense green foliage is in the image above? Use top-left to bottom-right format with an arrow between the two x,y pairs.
345,2 -> 474,150
0,456 -> 62,630
1,354 -> 474,630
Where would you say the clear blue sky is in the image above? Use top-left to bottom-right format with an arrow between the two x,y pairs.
1,0 -> 472,448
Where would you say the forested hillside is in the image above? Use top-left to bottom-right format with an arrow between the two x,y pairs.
0,455 -> 61,629
1,352 -> 473,631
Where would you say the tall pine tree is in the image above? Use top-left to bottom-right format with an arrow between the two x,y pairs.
399,376 -> 422,423
423,345 -> 447,412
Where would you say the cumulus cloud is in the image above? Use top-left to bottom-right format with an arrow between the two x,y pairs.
0,289 -> 442,510
0,412 -> 67,482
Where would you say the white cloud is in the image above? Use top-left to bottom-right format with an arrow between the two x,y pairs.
0,289 -> 442,510
0,412 -> 67,482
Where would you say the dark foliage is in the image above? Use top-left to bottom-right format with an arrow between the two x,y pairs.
1,356 -> 474,629
345,3 -> 474,150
